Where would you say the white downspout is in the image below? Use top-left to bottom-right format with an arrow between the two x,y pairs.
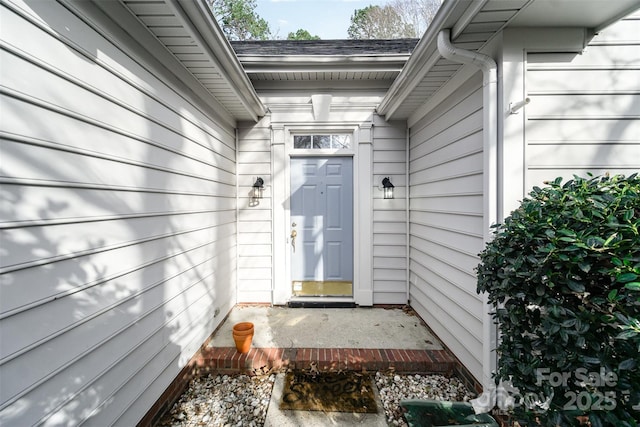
406,124 -> 411,304
437,29 -> 498,391
234,127 -> 240,307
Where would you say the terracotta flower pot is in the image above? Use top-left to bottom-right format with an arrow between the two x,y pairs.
232,322 -> 254,353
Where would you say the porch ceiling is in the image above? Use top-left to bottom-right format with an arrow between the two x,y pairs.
378,0 -> 640,121
234,56 -> 408,83
115,0 -> 266,122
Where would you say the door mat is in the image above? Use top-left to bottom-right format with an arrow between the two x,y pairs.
280,371 -> 378,413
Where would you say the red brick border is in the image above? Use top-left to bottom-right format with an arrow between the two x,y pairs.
197,346 -> 455,375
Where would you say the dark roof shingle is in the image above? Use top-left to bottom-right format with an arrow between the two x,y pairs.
231,39 -> 420,56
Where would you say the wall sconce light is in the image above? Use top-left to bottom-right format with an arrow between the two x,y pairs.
382,177 -> 394,199
252,177 -> 264,199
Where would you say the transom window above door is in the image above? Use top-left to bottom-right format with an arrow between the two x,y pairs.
293,134 -> 352,150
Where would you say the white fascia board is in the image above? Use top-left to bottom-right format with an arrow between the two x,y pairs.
239,55 -> 411,63
238,55 -> 410,73
169,0 -> 267,121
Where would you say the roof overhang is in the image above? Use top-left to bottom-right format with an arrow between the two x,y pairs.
171,0 -> 267,119
231,39 -> 419,87
378,0 -> 640,122
94,0 -> 266,123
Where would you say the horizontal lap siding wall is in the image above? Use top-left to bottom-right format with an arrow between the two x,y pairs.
0,1 -> 236,425
525,13 -> 640,187
237,118 -> 272,303
408,74 -> 485,381
372,116 -> 408,305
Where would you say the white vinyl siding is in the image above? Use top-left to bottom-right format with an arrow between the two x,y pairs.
237,117 -> 273,303
408,74 -> 485,381
372,116 -> 408,305
524,13 -> 640,188
0,1 -> 236,425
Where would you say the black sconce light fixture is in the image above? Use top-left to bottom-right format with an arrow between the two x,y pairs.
252,177 -> 264,199
382,177 -> 394,199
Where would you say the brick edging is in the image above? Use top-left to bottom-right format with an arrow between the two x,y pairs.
198,346 -> 456,374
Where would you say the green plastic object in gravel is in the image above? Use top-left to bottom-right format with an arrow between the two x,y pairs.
400,399 -> 499,427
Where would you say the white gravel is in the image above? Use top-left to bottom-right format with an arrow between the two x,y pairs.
375,372 -> 476,426
157,371 -> 476,427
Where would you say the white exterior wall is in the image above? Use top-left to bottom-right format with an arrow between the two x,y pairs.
524,15 -> 640,188
372,117 -> 408,305
503,15 -> 640,214
237,117 -> 273,303
0,1 -> 236,425
408,73 -> 485,381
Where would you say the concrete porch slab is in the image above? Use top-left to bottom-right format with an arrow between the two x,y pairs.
195,305 -> 456,376
208,305 -> 443,350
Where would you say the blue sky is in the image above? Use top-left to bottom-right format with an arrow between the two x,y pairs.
255,0 -> 388,39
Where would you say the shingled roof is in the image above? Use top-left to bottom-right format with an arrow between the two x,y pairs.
231,39 -> 420,56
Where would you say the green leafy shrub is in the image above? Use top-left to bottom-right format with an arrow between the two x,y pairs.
477,174 -> 640,426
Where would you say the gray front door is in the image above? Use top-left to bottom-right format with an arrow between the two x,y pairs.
290,157 -> 353,296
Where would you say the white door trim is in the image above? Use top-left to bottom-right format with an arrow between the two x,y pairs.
270,123 -> 374,306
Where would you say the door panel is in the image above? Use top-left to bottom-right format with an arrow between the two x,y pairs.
290,157 -> 353,296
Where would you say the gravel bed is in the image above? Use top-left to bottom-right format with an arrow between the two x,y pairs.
375,372 -> 476,426
157,374 -> 275,427
157,371 -> 476,427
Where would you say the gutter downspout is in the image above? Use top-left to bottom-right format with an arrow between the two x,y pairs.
437,29 -> 498,392
406,124 -> 411,304
234,127 -> 240,307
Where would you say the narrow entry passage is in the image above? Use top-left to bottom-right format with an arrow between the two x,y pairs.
289,157 -> 353,296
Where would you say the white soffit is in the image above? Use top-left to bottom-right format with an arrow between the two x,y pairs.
508,0 -> 640,31
119,0 -> 265,121
379,0 -> 640,121
239,56 -> 409,81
